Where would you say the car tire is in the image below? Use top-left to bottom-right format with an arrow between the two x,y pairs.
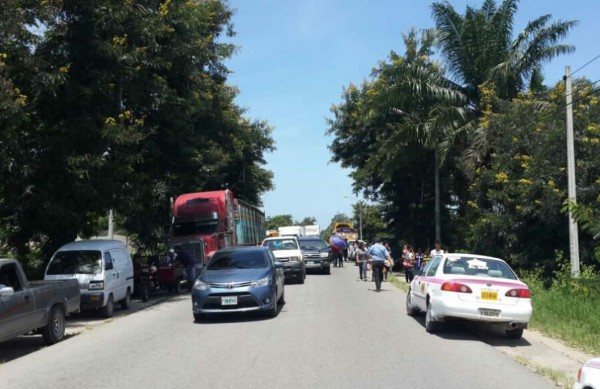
140,285 -> 149,302
425,302 -> 440,333
324,266 -> 331,275
298,272 -> 305,284
194,313 -> 207,322
267,290 -> 278,318
120,288 -> 131,310
174,281 -> 182,294
406,290 -> 419,316
278,286 -> 285,305
42,306 -> 66,345
505,328 -> 524,339
102,295 -> 114,318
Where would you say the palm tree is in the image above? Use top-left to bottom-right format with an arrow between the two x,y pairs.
432,0 -> 577,105
368,28 -> 470,242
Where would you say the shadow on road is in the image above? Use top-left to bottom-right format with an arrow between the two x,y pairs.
193,303 -> 286,325
408,314 -> 533,346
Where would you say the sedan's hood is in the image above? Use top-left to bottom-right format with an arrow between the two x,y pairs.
201,268 -> 269,283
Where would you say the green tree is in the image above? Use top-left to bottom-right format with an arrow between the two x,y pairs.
297,217 -> 317,226
265,215 -> 294,231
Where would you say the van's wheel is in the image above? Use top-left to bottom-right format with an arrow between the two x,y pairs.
42,306 -> 65,345
102,295 -> 114,318
140,285 -> 149,302
121,288 -> 131,310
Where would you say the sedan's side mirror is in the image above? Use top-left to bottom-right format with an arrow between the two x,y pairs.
0,286 -> 15,297
274,262 -> 283,269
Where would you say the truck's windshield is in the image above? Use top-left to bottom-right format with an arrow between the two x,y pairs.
173,221 -> 218,236
47,250 -> 102,275
299,239 -> 328,250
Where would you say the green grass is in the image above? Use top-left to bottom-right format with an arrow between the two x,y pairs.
388,272 -> 409,292
514,356 -> 573,389
525,279 -> 600,355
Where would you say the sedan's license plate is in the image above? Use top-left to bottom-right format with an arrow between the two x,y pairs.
221,296 -> 238,306
479,308 -> 500,319
481,291 -> 498,301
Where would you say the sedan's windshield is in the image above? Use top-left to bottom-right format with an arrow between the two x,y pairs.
263,239 -> 298,250
47,250 -> 102,275
443,257 -> 517,280
207,251 -> 268,270
299,239 -> 328,250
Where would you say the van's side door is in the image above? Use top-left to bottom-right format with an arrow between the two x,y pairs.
103,252 -> 118,303
0,263 -> 35,338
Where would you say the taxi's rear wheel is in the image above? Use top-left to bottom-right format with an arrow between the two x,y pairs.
425,302 -> 441,333
505,328 -> 523,339
406,290 -> 419,316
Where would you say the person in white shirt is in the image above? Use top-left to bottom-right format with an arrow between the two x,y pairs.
430,240 -> 444,258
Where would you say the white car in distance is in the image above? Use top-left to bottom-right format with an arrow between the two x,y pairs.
406,253 -> 532,339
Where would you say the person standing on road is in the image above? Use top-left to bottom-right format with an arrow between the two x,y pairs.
355,242 -> 368,280
174,246 -> 196,284
415,248 -> 424,273
430,240 -> 444,259
366,237 -> 390,292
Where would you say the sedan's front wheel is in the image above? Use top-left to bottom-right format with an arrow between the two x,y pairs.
406,291 -> 419,316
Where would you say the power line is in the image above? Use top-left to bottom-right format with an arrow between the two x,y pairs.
570,53 -> 600,77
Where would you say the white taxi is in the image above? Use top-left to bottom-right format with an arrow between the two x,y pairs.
406,253 -> 532,339
574,358 -> 600,389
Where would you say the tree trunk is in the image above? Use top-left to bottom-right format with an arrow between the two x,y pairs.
434,148 -> 441,243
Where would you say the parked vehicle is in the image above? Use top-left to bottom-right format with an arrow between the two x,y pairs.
172,190 -> 265,267
406,253 -> 532,339
44,240 -> 134,318
574,358 -> 600,389
277,225 -> 304,237
192,246 -> 285,320
262,236 -> 306,283
297,236 -> 331,275
0,259 -> 80,345
303,225 -> 320,236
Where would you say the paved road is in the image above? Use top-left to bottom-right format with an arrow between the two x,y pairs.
0,265 -> 554,389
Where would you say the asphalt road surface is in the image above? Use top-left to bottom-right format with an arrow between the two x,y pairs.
0,265 -> 554,389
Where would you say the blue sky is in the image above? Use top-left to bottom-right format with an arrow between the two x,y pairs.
225,0 -> 600,230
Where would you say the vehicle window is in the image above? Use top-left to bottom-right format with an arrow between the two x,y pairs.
47,250 -> 103,275
0,264 -> 22,291
419,260 -> 433,276
443,256 -> 517,280
426,256 -> 442,277
173,221 -> 218,236
299,239 -> 328,250
104,252 -> 114,271
207,250 -> 268,270
263,239 -> 299,250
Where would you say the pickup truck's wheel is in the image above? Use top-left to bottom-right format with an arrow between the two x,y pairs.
42,306 -> 65,345
102,295 -> 114,318
174,280 -> 182,294
324,266 -> 331,275
120,288 -> 131,310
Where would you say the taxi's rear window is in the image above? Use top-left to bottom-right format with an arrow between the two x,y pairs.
442,257 -> 517,280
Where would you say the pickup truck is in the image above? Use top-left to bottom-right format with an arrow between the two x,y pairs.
0,258 -> 80,345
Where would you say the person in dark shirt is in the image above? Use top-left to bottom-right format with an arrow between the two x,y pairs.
174,247 -> 196,283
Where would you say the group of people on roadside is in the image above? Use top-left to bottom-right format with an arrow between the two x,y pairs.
344,238 -> 445,292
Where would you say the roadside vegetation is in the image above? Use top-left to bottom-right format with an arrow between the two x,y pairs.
523,256 -> 600,355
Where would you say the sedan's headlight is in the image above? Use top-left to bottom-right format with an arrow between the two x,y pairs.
88,281 -> 104,290
251,277 -> 271,288
193,280 -> 209,291
320,252 -> 329,258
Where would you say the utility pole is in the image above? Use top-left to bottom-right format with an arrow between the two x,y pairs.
358,201 -> 363,241
564,65 -> 580,278
108,209 -> 114,240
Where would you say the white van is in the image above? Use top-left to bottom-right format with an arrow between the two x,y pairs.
44,240 -> 134,317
